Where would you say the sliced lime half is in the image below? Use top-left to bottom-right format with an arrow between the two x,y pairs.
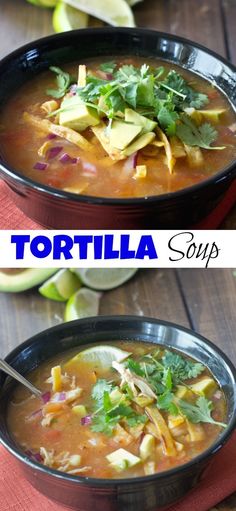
66,344 -> 130,369
71,268 -> 137,291
63,0 -> 135,27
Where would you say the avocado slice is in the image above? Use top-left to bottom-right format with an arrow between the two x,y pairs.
72,405 -> 87,417
139,434 -> 155,460
106,448 -> 141,472
125,108 -> 157,133
122,132 -> 155,157
92,123 -> 125,161
190,377 -> 217,397
184,107 -> 226,125
109,121 -> 142,150
59,95 -> 100,132
0,269 -> 57,293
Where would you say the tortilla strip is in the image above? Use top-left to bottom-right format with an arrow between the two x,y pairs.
23,112 -> 93,152
145,406 -> 177,457
156,126 -> 176,174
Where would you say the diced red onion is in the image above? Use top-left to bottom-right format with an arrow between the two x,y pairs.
41,391 -> 51,404
52,391 -> 66,402
47,146 -> 62,160
59,153 -> 78,164
81,415 -> 92,425
34,452 -> 43,462
46,133 -> 57,140
106,73 -> 114,80
33,162 -> 48,171
25,450 -> 43,462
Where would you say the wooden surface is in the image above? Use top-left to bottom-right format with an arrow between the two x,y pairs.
0,268 -> 236,509
0,0 -> 236,228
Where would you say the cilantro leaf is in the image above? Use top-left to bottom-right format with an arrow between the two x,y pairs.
178,397 -> 227,428
163,70 -> 209,109
46,66 -> 72,99
126,414 -> 147,427
115,65 -> 139,80
162,350 -> 204,384
78,76 -> 107,103
91,414 -> 118,435
162,367 -> 173,391
123,82 -> 138,109
100,61 -> 116,74
126,358 -> 145,377
91,379 -> 113,403
136,75 -> 155,107
157,390 -> 178,415
176,114 -> 225,150
157,105 -> 179,136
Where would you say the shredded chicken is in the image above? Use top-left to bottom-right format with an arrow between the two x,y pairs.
39,448 -> 90,474
112,361 -> 156,399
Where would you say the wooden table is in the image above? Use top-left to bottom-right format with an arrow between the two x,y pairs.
0,268 -> 235,509
0,0 -> 236,228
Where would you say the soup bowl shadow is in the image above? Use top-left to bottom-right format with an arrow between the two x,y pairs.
0,315 -> 236,511
0,28 -> 236,229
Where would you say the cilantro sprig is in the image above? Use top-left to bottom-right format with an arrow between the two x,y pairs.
161,350 -> 205,384
178,397 -> 227,428
46,66 -> 73,99
91,379 -> 147,436
176,114 -> 225,150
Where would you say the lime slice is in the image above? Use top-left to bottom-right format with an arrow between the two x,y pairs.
126,0 -> 143,5
52,1 -> 88,32
66,344 -> 130,368
63,0 -> 135,27
39,269 -> 81,302
70,268 -> 137,291
64,287 -> 101,321
27,0 -> 57,7
0,269 -> 57,293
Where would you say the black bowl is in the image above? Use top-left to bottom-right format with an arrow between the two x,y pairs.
0,316 -> 236,511
0,28 -> 235,229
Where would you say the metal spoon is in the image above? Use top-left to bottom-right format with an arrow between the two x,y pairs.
0,358 -> 41,398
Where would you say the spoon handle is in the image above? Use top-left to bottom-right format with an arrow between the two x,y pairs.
0,359 -> 41,398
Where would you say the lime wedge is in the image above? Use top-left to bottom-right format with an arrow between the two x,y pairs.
39,269 -> 81,302
63,0 -> 135,27
27,0 -> 57,7
66,344 -> 130,368
52,1 -> 88,32
126,0 -> 143,5
64,287 -> 101,321
70,268 -> 137,291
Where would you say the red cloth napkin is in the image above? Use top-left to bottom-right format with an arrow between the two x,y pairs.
0,432 -> 236,511
0,179 -> 235,230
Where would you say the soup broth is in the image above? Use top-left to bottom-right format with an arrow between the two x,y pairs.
7,341 -> 226,479
0,57 -> 235,198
